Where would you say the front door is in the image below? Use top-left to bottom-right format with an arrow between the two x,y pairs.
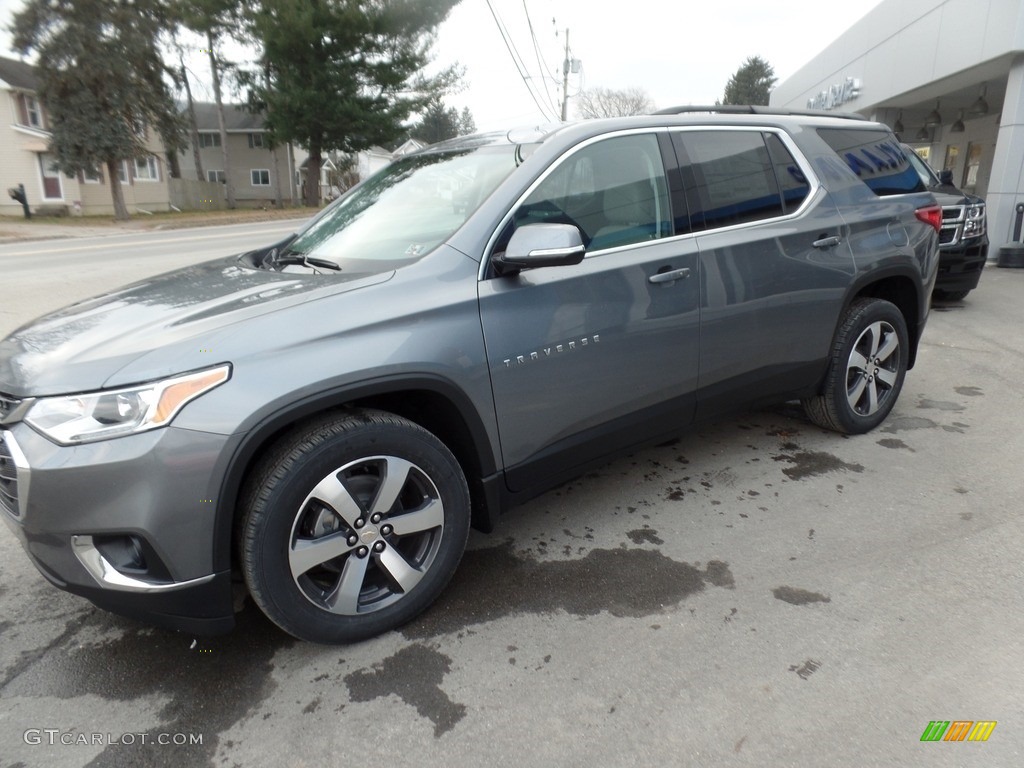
479,132 -> 701,493
39,153 -> 63,200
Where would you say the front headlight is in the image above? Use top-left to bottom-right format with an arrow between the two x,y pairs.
25,364 -> 231,445
964,204 -> 986,237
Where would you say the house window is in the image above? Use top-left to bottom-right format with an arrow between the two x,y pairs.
83,167 -> 103,184
207,169 -> 226,184
248,133 -> 265,149
251,169 -> 270,186
117,160 -> 130,184
39,153 -> 63,199
134,156 -> 160,181
199,132 -> 221,148
24,94 -> 42,128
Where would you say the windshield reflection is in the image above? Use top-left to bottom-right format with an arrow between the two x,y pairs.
287,145 -> 528,270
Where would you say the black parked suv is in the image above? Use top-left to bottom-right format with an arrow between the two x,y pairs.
0,107 -> 940,643
904,145 -> 987,300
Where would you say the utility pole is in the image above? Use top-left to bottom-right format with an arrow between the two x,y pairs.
561,28 -> 570,121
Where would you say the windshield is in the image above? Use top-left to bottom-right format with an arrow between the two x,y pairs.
284,145 -> 529,270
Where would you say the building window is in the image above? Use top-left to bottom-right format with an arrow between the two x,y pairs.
251,169 -> 270,186
962,143 -> 983,190
199,132 -> 221,148
83,167 -> 103,184
23,94 -> 42,128
207,169 -> 226,184
943,145 -> 959,173
248,133 -> 265,149
134,156 -> 160,181
39,153 -> 63,199
117,160 -> 130,184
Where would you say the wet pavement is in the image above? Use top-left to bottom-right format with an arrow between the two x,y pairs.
1,263 -> 1022,768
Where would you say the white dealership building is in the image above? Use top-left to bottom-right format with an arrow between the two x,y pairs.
771,0 -> 1024,250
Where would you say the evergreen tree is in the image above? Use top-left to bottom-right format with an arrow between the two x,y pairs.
411,98 -> 476,144
721,56 -> 777,106
13,0 -> 185,220
245,0 -> 460,207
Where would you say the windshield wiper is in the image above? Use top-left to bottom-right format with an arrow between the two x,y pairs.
272,253 -> 342,272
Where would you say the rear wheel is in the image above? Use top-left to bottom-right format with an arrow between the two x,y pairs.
802,298 -> 909,434
239,410 -> 470,643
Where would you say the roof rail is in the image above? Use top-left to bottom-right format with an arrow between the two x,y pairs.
651,105 -> 868,121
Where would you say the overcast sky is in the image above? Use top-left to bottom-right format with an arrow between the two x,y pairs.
0,0 -> 885,131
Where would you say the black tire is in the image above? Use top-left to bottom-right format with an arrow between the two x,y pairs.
802,298 -> 909,434
933,288 -> 970,302
239,409 -> 470,643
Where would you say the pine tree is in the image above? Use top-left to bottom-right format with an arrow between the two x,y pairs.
13,0 -> 185,220
245,0 -> 461,207
721,56 -> 777,106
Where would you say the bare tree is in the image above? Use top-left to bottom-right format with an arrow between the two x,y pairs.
574,87 -> 655,119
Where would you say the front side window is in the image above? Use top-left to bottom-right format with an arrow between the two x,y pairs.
248,133 -> 265,149
283,144 -> 529,270
512,133 -> 671,252
251,169 -> 270,186
199,132 -> 221,149
678,130 -> 784,230
817,128 -> 925,196
207,169 -> 226,184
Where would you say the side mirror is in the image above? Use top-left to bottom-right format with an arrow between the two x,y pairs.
938,169 -> 954,186
494,223 -> 586,273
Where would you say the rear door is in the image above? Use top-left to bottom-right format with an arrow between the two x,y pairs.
670,128 -> 857,418
478,131 -> 701,492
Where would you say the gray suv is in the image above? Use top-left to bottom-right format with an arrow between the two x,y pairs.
0,108 -> 940,643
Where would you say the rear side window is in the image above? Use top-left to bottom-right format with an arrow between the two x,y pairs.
817,128 -> 926,196
765,134 -> 810,213
675,131 -> 785,231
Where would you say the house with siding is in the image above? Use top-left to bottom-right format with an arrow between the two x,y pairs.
177,102 -> 396,205
1,56 -> 172,217
177,102 -> 300,207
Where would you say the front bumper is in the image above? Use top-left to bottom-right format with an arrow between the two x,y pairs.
1,423 -> 240,634
935,238 -> 987,292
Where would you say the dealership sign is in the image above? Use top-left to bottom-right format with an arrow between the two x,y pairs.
807,77 -> 862,110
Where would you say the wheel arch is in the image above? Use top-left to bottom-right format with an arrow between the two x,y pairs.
845,269 -> 922,368
213,375 -> 500,574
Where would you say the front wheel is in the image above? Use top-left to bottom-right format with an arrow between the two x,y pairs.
802,298 -> 909,434
239,410 -> 470,643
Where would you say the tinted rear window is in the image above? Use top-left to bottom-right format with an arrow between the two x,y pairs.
677,131 -> 784,230
817,128 -> 926,197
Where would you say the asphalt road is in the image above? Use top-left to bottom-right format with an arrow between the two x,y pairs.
0,218 -> 309,337
0,230 -> 1021,767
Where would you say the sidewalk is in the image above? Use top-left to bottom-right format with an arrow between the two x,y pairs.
0,207 -> 313,245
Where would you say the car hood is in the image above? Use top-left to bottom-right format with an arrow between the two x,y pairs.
0,256 -> 393,396
927,184 -> 983,207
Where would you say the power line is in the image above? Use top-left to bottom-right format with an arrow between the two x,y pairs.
521,0 -> 559,118
484,0 -> 558,122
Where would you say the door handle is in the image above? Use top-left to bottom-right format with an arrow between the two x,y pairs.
812,235 -> 841,249
649,267 -> 691,284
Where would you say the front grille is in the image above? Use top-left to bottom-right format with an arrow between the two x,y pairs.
939,205 -> 965,248
0,433 -> 19,518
